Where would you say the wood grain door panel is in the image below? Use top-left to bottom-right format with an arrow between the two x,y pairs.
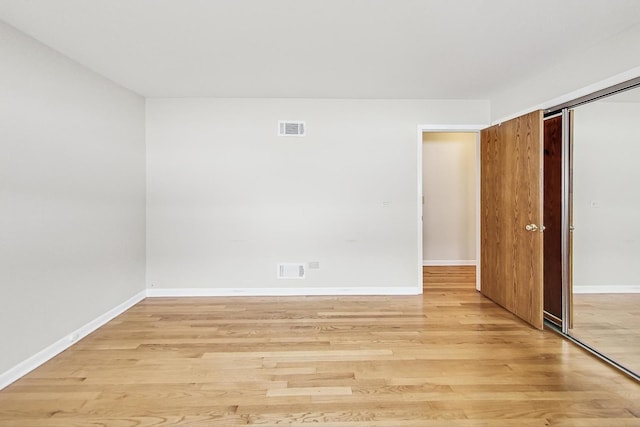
481,111 -> 544,329
543,115 -> 563,323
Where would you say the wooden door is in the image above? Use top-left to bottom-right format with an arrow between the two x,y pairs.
480,110 -> 544,329
543,115 -> 563,325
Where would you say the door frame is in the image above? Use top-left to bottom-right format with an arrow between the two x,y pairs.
417,124 -> 487,292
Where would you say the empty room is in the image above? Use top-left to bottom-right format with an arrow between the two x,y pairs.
1,1 -> 640,425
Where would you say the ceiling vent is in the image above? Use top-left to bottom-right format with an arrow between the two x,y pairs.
278,263 -> 305,279
278,121 -> 306,137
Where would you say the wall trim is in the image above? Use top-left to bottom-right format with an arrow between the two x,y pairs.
573,285 -> 640,294
147,287 -> 420,297
0,290 -> 146,391
418,124 -> 488,131
423,260 -> 477,266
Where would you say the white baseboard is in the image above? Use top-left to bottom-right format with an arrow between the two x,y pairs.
573,285 -> 640,294
0,290 -> 146,391
147,286 -> 421,297
423,260 -> 476,266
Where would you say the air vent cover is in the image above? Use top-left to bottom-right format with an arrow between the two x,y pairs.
278,121 -> 306,137
278,263 -> 305,279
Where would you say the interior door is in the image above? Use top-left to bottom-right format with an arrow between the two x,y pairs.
543,115 -> 563,325
480,110 -> 544,329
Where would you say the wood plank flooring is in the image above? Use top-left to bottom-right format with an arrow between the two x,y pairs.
0,266 -> 639,426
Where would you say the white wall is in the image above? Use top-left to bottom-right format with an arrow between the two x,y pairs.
422,132 -> 476,265
0,21 -> 146,376
146,98 -> 489,293
572,98 -> 640,292
490,24 -> 640,122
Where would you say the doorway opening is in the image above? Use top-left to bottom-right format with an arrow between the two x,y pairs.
418,127 -> 482,292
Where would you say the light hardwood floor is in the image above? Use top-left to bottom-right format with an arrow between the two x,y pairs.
0,266 -> 639,426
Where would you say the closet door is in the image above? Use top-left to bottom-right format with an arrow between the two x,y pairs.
543,115 -> 564,325
480,110 -> 544,329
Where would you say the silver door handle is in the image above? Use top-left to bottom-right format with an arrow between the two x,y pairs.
525,224 -> 538,232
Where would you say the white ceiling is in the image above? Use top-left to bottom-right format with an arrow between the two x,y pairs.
1,0 -> 640,99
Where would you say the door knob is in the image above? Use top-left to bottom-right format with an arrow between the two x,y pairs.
525,224 -> 538,232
